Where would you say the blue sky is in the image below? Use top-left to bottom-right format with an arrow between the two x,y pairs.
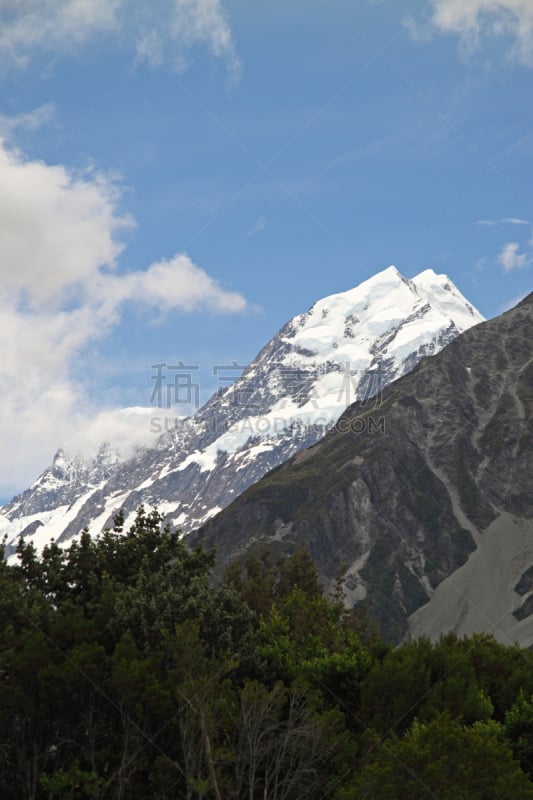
0,0 -> 532,500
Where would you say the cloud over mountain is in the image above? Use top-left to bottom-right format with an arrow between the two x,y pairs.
0,139 -> 248,495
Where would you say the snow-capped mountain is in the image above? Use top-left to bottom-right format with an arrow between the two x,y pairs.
0,266 -> 484,555
194,292 -> 533,644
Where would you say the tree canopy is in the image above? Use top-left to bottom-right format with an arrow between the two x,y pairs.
1,510 -> 533,798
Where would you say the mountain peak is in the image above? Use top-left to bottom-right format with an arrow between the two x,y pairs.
363,264 -> 403,282
413,267 -> 440,282
324,264 -> 406,302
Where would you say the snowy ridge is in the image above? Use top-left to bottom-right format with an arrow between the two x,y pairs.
0,266 -> 484,555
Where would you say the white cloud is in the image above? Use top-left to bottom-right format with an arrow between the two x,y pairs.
0,0 -> 121,69
0,103 -> 57,138
0,0 -> 240,75
410,1 -> 533,65
101,254 -> 248,313
248,214 -> 268,237
63,406 -> 184,464
0,140 -> 132,307
476,217 -> 530,226
135,0 -> 240,76
498,240 -> 531,271
0,139 -> 248,495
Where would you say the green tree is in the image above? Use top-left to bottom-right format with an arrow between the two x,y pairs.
505,690 -> 533,778
349,714 -> 533,799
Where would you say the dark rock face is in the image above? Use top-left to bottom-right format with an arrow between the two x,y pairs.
193,294 -> 533,643
515,567 -> 533,596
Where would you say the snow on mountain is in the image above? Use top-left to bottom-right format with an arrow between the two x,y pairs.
0,266 -> 484,556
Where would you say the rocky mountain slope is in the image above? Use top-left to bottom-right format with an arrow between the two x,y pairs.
0,266 -> 483,555
193,293 -> 533,645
